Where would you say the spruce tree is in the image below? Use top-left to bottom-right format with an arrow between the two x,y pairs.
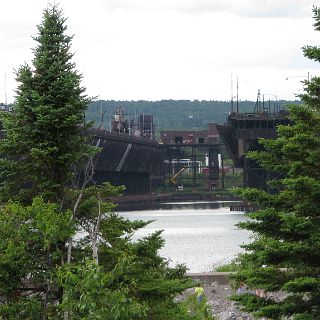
0,6 -> 94,317
0,5 -> 94,204
232,7 -> 320,319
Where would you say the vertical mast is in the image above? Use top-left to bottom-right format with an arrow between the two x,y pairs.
230,74 -> 234,113
4,73 -> 7,106
236,76 -> 239,114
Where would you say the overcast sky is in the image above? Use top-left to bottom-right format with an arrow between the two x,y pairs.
1,0 -> 320,103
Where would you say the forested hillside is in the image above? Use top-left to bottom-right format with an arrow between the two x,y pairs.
86,99 -> 301,132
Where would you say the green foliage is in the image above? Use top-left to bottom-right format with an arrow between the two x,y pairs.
58,179 -> 196,319
0,298 -> 44,320
231,7 -> 320,319
58,207 -> 196,319
0,197 -> 75,318
58,260 -> 147,320
181,293 -> 215,320
98,216 -> 195,319
0,5 -> 95,204
0,184 -> 195,319
69,182 -> 124,221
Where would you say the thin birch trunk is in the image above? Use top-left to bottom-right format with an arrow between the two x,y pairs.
92,194 -> 102,264
67,157 -> 95,263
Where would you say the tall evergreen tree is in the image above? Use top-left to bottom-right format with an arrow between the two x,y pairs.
0,5 -> 95,318
0,5 -> 94,204
232,7 -> 320,320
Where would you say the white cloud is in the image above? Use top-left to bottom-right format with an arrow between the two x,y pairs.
0,0 -> 319,103
100,0 -> 314,18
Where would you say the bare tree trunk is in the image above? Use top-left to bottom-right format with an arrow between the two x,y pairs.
66,159 -> 95,263
67,157 -> 95,264
64,311 -> 69,320
92,194 -> 102,264
63,112 -> 105,320
92,237 -> 98,264
65,112 -> 105,263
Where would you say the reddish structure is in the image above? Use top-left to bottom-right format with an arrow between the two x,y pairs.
208,123 -> 220,143
160,123 -> 219,145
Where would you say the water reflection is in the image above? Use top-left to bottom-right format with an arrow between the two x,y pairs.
119,201 -> 251,273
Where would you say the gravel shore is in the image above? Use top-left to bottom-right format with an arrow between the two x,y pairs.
182,284 -> 255,320
183,283 -> 288,320
204,284 -> 254,320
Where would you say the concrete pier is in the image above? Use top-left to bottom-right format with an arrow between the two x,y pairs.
186,272 -> 234,285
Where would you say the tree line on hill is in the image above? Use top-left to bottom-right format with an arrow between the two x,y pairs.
86,99 -> 302,132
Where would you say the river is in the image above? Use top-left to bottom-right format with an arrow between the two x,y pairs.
119,201 -> 251,273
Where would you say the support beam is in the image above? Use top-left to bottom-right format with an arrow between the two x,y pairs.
116,143 -> 132,171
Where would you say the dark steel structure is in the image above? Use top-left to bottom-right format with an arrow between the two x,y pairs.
159,124 -> 223,190
138,114 -> 154,140
217,110 -> 290,189
0,101 -> 290,193
92,130 -> 164,194
159,143 -> 222,190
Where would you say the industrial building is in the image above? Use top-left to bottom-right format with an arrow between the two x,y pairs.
160,123 -> 220,145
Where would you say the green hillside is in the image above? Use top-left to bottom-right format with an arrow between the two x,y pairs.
86,99 -> 301,132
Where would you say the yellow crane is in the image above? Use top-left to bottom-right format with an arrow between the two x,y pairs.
170,167 -> 187,185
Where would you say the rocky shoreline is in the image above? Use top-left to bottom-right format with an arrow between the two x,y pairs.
182,282 -> 288,320
204,283 -> 254,320
182,284 -> 254,320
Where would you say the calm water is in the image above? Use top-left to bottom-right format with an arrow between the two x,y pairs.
119,201 -> 251,273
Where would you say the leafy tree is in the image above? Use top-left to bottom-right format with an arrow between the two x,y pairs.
58,260 -> 147,320
60,183 -> 196,320
0,198 -> 74,318
232,7 -> 320,319
181,294 -> 214,320
58,212 -> 197,319
0,5 -> 94,205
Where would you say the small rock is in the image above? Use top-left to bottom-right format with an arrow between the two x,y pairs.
219,311 -> 237,320
228,312 -> 237,320
211,281 -> 219,291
